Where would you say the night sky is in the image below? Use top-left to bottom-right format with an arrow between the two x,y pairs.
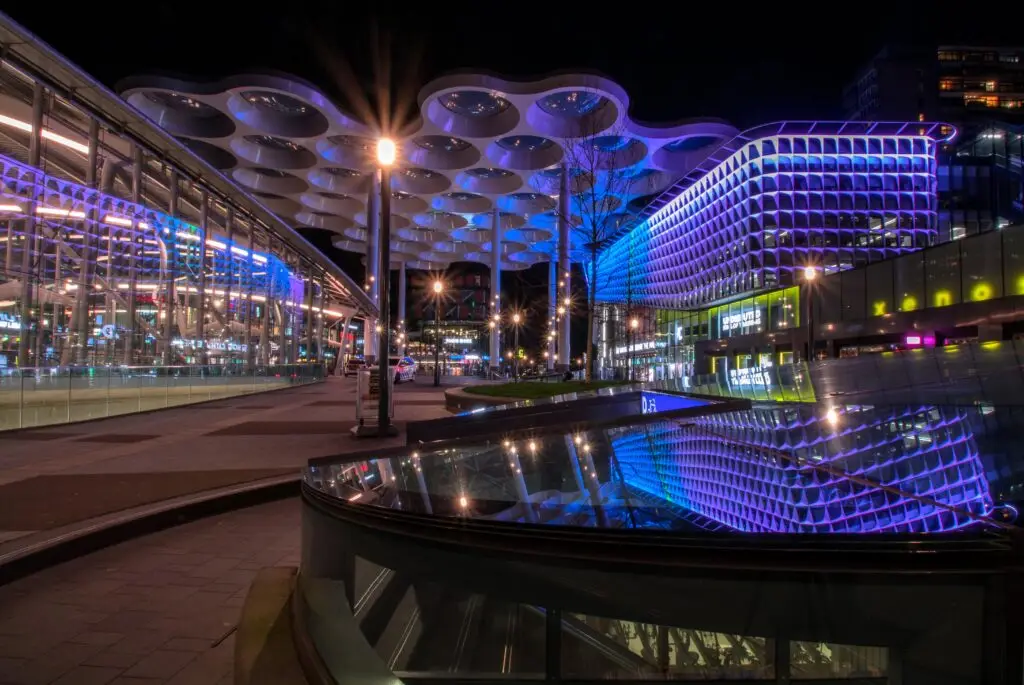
6,2 -> 1019,351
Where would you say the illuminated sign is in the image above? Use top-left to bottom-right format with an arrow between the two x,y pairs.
444,337 -> 473,345
640,391 -> 709,415
721,309 -> 762,332
614,340 -> 657,355
171,338 -> 248,352
0,312 -> 21,330
728,362 -> 774,387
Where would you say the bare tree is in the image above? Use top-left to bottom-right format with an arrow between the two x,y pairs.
557,118 -> 659,382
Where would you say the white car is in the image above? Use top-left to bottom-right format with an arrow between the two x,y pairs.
390,356 -> 417,383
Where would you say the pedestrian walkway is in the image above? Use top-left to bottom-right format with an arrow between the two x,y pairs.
0,498 -> 299,685
0,375 -> 450,558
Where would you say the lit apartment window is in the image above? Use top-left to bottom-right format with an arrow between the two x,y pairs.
938,51 -> 960,61
964,94 -> 999,107
985,81 -> 997,92
939,79 -> 957,91
999,53 -> 1020,63
952,226 -> 967,240
918,113 -> 926,121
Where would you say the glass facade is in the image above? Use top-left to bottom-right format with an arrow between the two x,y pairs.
812,220 -> 1024,325
0,53 -> 368,370
603,288 -> 800,380
596,122 -> 949,310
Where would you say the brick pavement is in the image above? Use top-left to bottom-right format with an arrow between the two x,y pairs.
0,498 -> 300,685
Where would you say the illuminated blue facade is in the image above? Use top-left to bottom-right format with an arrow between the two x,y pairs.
595,122 -> 954,309
611,405 -> 992,533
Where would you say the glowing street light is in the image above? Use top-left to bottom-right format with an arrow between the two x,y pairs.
803,265 -> 817,281
376,138 -> 396,166
630,318 -> 639,329
432,279 -> 444,387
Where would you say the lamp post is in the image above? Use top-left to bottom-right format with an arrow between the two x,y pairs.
512,312 -> 521,382
432,280 -> 443,387
376,138 -> 396,436
629,316 -> 639,382
803,265 -> 817,364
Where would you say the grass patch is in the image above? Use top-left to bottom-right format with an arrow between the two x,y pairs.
462,380 -> 630,399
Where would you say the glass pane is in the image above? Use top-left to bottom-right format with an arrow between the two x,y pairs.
790,641 -> 888,680
961,230 -> 1003,302
925,241 -> 961,308
895,250 -> 925,312
865,261 -> 894,317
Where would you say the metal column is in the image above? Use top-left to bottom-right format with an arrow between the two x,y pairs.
245,221 -> 255,367
163,169 -> 178,365
304,266 -> 314,362
547,257 -> 556,370
73,119 -> 100,365
196,190 -> 209,363
363,170 -> 381,362
397,262 -> 406,355
557,164 -> 571,371
123,144 -> 142,364
17,82 -> 44,368
489,207 -> 501,369
376,167 -> 394,434
224,206 -> 234,329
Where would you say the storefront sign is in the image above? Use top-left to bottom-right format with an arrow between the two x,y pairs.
728,363 -> 774,387
0,312 -> 21,330
614,340 -> 657,355
721,308 -> 762,332
444,337 -> 473,345
171,338 -> 248,352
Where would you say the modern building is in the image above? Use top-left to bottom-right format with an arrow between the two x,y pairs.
116,67 -> 739,370
844,45 -> 1024,243
594,121 -> 951,378
843,45 -> 1024,127
0,15 -> 374,371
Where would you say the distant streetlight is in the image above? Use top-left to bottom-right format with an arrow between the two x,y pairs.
630,318 -> 639,329
511,312 -> 523,382
803,265 -> 817,282
433,280 -> 444,387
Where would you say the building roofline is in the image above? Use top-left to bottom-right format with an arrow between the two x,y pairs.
0,10 -> 377,316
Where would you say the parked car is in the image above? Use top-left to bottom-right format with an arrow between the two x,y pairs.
390,356 -> 417,383
344,357 -> 366,377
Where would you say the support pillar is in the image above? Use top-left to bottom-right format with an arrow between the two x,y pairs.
17,82 -> 44,368
245,220 -> 255,366
397,262 -> 406,355
162,169 -> 178,365
363,171 -> 381,362
72,119 -> 100,365
224,206 -> 234,329
304,266 -> 314,362
557,164 -> 571,371
196,190 -> 209,363
547,258 -> 556,371
489,207 -> 501,370
123,144 -> 142,364
316,277 -> 325,364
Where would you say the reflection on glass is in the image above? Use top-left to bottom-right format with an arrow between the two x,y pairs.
305,402 -> 1000,535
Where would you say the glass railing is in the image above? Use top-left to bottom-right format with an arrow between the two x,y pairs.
0,363 -> 324,431
300,388 -> 1023,683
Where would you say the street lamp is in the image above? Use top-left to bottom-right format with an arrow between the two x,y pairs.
512,311 -> 522,382
803,266 -> 817,364
627,316 -> 639,381
432,280 -> 443,387
375,137 -> 396,436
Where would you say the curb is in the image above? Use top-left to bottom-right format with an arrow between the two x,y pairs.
0,473 -> 300,587
443,387 -> 521,412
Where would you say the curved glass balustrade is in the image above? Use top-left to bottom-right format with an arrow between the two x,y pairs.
300,386 -> 1024,685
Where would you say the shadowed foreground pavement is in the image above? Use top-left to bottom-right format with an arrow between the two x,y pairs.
0,498 -> 299,685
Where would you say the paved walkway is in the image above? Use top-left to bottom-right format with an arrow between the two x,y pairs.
0,375 -> 451,554
0,498 -> 299,685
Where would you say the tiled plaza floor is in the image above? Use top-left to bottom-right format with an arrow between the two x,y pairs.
0,498 -> 300,685
0,375 -> 451,550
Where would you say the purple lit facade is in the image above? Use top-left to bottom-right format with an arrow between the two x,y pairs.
610,405 -> 992,533
595,122 -> 954,309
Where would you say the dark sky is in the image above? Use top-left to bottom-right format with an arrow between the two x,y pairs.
9,2 -> 1022,127
6,2 -> 1019,352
